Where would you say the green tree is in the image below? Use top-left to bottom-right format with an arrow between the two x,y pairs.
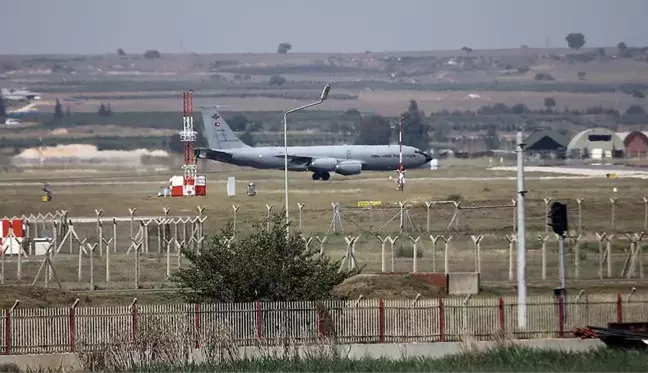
617,41 -> 628,56
277,42 -> 292,54
239,130 -> 255,146
144,50 -> 161,59
400,100 -> 430,151
269,74 -> 286,85
544,97 -> 557,111
354,114 -> 391,145
565,33 -> 586,50
228,114 -> 248,131
0,97 -> 5,117
484,125 -> 500,150
54,98 -> 63,119
511,103 -> 530,115
98,103 -> 109,116
171,213 -> 358,303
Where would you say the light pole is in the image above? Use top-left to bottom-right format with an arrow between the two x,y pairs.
283,84 -> 331,237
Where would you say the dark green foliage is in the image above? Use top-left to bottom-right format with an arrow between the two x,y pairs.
400,100 -> 430,151
535,72 -> 555,81
144,50 -> 161,59
484,125 -> 500,150
544,97 -> 556,110
269,74 -> 286,85
239,131 -> 255,146
565,32 -> 586,50
277,42 -> 292,54
171,213 -> 359,303
618,41 -> 628,52
98,102 -> 112,116
354,114 -> 391,145
53,98 -> 63,118
228,114 -> 248,131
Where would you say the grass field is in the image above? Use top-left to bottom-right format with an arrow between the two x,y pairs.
2,162 -> 648,304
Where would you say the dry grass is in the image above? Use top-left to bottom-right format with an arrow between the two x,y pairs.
0,125 -> 177,140
0,164 -> 647,298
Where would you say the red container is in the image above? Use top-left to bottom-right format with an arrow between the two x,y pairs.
171,185 -> 184,197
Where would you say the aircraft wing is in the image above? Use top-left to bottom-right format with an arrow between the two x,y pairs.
194,148 -> 234,162
275,154 -> 316,167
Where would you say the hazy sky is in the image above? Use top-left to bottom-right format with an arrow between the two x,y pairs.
2,0 -> 647,54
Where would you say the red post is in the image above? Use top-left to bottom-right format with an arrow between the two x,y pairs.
378,299 -> 385,343
194,304 -> 200,349
316,309 -> 325,339
4,309 -> 10,355
131,302 -> 138,343
557,295 -> 565,338
616,293 -> 623,323
498,297 -> 505,332
255,300 -> 262,340
69,307 -> 76,352
439,297 -> 445,342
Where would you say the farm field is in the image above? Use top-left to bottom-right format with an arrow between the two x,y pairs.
28,89 -> 644,116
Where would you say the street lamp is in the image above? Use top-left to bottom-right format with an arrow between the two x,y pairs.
283,83 -> 331,237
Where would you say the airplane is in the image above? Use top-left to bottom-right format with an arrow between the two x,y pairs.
194,108 -> 434,181
1,88 -> 41,101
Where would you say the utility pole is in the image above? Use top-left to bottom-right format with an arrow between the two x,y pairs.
516,130 -> 527,329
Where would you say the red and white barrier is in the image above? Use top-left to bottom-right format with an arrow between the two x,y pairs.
1,219 -> 25,255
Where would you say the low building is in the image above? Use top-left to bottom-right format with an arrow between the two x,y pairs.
523,130 -> 569,158
617,131 -> 648,156
567,128 -> 625,159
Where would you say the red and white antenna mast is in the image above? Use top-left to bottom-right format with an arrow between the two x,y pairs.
181,91 -> 197,186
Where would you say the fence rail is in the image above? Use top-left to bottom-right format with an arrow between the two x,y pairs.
3,293 -> 648,355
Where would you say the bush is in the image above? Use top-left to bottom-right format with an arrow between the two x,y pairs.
171,212 -> 360,303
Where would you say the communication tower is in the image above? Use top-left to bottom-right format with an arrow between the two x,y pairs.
180,91 -> 197,196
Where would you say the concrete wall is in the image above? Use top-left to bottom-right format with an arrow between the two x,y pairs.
448,272 -> 480,294
1,339 -> 605,371
0,353 -> 82,372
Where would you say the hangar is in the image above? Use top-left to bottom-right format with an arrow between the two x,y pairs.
524,130 -> 569,157
567,128 -> 624,159
617,131 -> 648,156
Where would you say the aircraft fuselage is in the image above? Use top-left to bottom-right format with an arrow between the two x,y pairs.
199,144 -> 430,172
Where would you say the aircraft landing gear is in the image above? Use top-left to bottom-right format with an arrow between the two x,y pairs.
311,171 -> 331,181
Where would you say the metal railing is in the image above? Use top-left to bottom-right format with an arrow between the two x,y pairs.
2,293 -> 647,355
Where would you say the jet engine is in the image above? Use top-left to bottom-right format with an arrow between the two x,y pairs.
334,160 -> 362,175
309,157 -> 337,171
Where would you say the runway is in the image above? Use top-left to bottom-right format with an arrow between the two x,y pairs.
0,174 -> 603,187
1,164 -> 644,187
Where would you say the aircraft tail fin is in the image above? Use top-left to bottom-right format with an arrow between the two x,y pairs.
199,108 -> 251,150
